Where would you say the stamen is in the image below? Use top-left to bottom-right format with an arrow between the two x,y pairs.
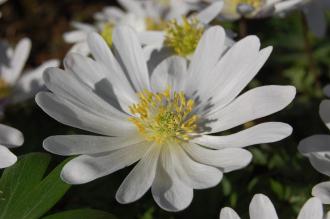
101,23 -> 114,47
224,0 -> 264,16
164,17 -> 204,57
129,87 -> 199,144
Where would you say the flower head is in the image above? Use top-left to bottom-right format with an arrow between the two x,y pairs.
219,194 -> 324,219
0,124 -> 24,169
299,85 -> 330,204
38,25 -> 295,211
0,38 -> 59,116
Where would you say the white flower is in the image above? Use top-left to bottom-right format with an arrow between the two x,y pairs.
303,0 -> 330,37
298,85 -> 330,204
0,38 -> 59,116
219,194 -> 324,219
37,25 -> 295,211
0,124 -> 23,168
63,0 -> 223,56
188,0 -> 305,20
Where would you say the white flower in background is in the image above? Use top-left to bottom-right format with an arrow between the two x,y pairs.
303,0 -> 330,37
37,25 -> 295,211
0,124 -> 23,168
63,0 -> 223,56
0,38 -> 59,116
219,194 -> 324,219
0,0 -> 7,18
186,0 -> 305,20
298,85 -> 330,205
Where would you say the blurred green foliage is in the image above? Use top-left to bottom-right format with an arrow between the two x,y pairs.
0,1 -> 330,219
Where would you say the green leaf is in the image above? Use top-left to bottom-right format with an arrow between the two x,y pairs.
0,152 -> 71,219
42,209 -> 117,219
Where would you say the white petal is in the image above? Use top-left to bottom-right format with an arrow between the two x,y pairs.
63,30 -> 88,43
44,67 -> 128,121
12,59 -> 59,103
61,142 -> 149,184
173,145 -> 223,189
312,181 -> 330,204
63,53 -> 135,113
43,134 -> 142,156
183,143 -> 252,173
35,92 -> 135,136
68,42 -> 90,56
297,197 -> 323,219
320,100 -> 330,130
87,32 -> 137,105
2,38 -> 31,85
116,144 -> 161,203
0,145 -> 17,169
323,84 -> 330,98
208,85 -> 296,133
193,122 -> 292,149
185,26 -> 225,96
0,124 -> 24,147
138,31 -> 164,46
298,134 -> 330,176
195,1 -> 223,24
112,26 -> 150,91
152,145 -> 193,212
249,194 -> 278,219
205,46 -> 273,113
219,207 -> 241,219
150,56 -> 187,92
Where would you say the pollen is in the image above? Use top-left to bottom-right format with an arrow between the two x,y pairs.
101,23 -> 114,47
128,87 -> 199,144
0,78 -> 11,100
224,0 -> 264,15
164,17 -> 204,57
145,17 -> 167,31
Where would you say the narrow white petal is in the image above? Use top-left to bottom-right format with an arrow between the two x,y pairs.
173,145 -> 223,189
312,181 -> 330,204
320,100 -> 330,130
116,144 -> 161,203
219,207 -> 241,219
0,145 -> 17,169
43,134 -> 142,156
118,0 -> 145,16
44,67 -> 128,120
2,38 -> 31,85
193,122 -> 292,149
36,92 -> 135,136
152,145 -> 193,212
63,30 -> 88,43
297,197 -> 323,219
249,194 -> 278,219
112,26 -> 150,91
86,32 -> 137,104
0,124 -> 24,147
303,2 -> 326,38
208,86 -> 296,133
183,143 -> 252,173
323,85 -> 330,98
185,26 -> 225,96
150,56 -> 187,92
61,142 -> 149,184
195,1 -> 223,24
204,46 -> 273,112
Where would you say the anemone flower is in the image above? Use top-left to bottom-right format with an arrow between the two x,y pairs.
219,194 -> 324,219
0,38 -> 59,116
37,25 -> 295,211
299,85 -> 330,204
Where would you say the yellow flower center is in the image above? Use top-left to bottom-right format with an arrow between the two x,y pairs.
129,87 -> 199,144
145,17 -> 168,31
101,23 -> 114,47
0,78 -> 11,100
164,17 -> 204,57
